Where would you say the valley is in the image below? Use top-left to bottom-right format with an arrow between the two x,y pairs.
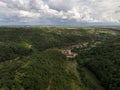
0,26 -> 120,90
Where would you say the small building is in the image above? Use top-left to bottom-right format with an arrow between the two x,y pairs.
70,42 -> 89,50
82,42 -> 88,47
61,49 -> 78,58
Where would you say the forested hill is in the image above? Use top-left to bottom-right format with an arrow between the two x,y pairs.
0,27 -> 120,90
76,37 -> 120,90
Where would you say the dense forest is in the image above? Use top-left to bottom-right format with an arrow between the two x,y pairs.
0,26 -> 120,90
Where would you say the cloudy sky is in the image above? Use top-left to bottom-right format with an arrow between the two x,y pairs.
0,0 -> 120,26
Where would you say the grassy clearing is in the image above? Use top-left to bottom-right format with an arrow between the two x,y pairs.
82,67 -> 105,90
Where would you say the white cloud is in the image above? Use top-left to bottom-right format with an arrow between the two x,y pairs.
19,10 -> 41,18
0,0 -> 120,24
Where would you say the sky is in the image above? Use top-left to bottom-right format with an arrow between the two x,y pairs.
0,0 -> 120,26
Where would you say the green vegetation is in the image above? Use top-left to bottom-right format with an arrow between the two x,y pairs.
0,26 -> 120,90
77,38 -> 120,90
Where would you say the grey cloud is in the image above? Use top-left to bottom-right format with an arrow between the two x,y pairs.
0,0 -> 119,24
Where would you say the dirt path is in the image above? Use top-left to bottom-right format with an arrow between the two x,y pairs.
46,79 -> 52,90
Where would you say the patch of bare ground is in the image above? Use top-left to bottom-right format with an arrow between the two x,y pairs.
66,28 -> 78,30
46,79 -> 52,90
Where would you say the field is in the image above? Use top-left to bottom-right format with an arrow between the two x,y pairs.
0,26 -> 120,90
